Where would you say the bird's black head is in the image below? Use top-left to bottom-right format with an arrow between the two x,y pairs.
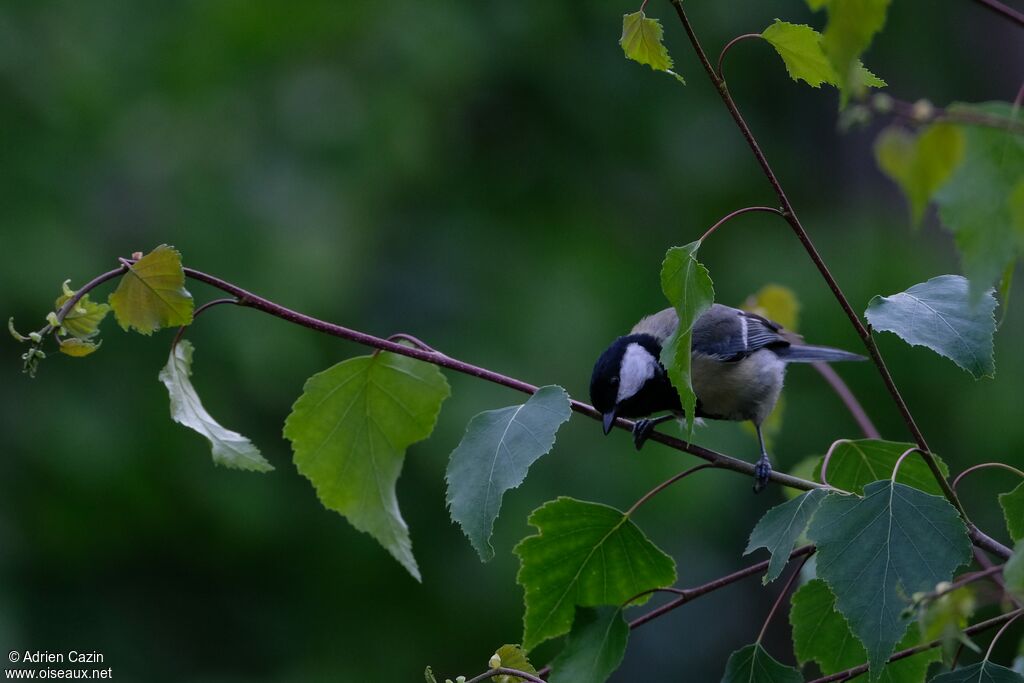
590,333 -> 679,435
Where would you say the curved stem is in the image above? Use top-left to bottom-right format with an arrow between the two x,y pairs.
171,297 -> 239,348
629,545 -> 816,629
953,462 -> 1024,492
756,554 -> 811,643
717,33 -> 762,80
699,205 -> 784,242
622,586 -> 689,608
180,265 -> 824,492
465,667 -> 547,683
890,447 -> 925,482
812,363 -> 880,439
625,464 -> 713,516
667,0 -> 964,521
984,610 -> 1022,661
872,96 -> 1024,134
807,608 -> 1024,683
819,439 -> 852,487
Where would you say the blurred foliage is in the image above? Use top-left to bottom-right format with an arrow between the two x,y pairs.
1,1 -> 1022,680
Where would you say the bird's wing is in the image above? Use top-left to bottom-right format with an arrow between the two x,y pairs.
630,307 -> 679,343
692,305 -> 790,361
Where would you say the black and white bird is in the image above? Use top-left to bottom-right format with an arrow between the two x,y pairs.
589,304 -> 865,492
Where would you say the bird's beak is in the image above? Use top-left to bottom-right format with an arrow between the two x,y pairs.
602,409 -> 617,435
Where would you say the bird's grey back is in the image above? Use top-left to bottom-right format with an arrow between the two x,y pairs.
630,307 -> 679,342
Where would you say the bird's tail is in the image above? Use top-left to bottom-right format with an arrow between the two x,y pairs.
775,344 -> 866,363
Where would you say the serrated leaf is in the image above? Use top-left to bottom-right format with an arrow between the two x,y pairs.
160,340 -> 273,473
875,124 -> 966,226
54,289 -> 111,340
935,103 -> 1024,293
813,439 -> 949,496
57,337 -> 101,357
865,275 -> 996,379
930,662 -> 1024,682
492,645 -> 537,682
721,644 -> 803,683
660,242 -> 715,437
620,11 -> 674,74
762,20 -> 838,88
999,481 -> 1024,543
446,385 -> 572,562
548,607 -> 628,683
791,579 -> 941,681
745,489 -> 827,584
820,0 -> 891,94
1006,543 -> 1024,602
808,482 -> 972,680
108,244 -> 193,335
283,352 -> 450,581
514,497 -> 676,651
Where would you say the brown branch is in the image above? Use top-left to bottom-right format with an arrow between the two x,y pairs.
970,0 -> 1024,27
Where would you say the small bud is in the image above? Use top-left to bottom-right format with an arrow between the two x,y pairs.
911,99 -> 934,122
489,653 -> 502,669
935,581 -> 952,594
871,92 -> 893,113
445,679 -> 454,683
131,251 -> 143,260
61,279 -> 76,298
29,332 -> 42,343
456,677 -> 466,683
46,312 -> 60,328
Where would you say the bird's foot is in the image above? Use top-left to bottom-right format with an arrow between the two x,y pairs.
632,419 -> 656,451
752,455 -> 773,494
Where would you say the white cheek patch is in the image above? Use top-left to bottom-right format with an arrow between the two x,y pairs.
617,343 -> 657,403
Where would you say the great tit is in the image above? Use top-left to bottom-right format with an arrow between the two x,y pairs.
589,304 -> 865,492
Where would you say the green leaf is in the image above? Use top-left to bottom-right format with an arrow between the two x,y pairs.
875,124 -> 966,226
491,645 -> 538,682
159,340 -> 273,473
999,481 -> 1024,543
935,103 -> 1024,292
813,439 -> 949,496
446,385 -> 572,562
108,245 -> 193,335
784,456 -> 821,500
514,497 -> 676,651
820,0 -> 891,93
283,351 -> 450,581
762,20 -> 838,88
55,284 -> 111,340
660,242 -> 715,437
1006,543 -> 1024,602
548,608 -> 628,683
930,662 -> 1024,682
620,11 -> 683,82
791,579 -> 941,680
424,666 -> 437,683
865,275 -> 997,379
918,585 -> 977,665
720,644 -> 803,683
808,482 -> 972,680
744,488 -> 826,584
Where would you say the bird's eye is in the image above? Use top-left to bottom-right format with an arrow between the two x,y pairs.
610,376 -> 619,385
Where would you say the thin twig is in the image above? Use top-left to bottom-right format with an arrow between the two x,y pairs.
890,447 -> 926,481
171,297 -> 239,348
464,667 -> 547,683
667,0 -> 966,523
807,608 -> 1024,682
984,610 -> 1022,661
874,96 -> 1024,134
970,0 -> 1024,27
812,363 -> 880,439
818,439 -> 852,487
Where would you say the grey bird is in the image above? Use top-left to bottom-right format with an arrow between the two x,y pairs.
589,304 -> 865,492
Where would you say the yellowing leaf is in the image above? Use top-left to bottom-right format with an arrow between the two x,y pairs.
620,11 -> 683,82
762,20 -> 838,88
57,337 -> 101,357
54,287 -> 111,340
821,0 -> 891,93
109,244 -> 194,335
875,124 -> 966,226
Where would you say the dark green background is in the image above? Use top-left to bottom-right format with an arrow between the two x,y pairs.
2,2 -> 1021,681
